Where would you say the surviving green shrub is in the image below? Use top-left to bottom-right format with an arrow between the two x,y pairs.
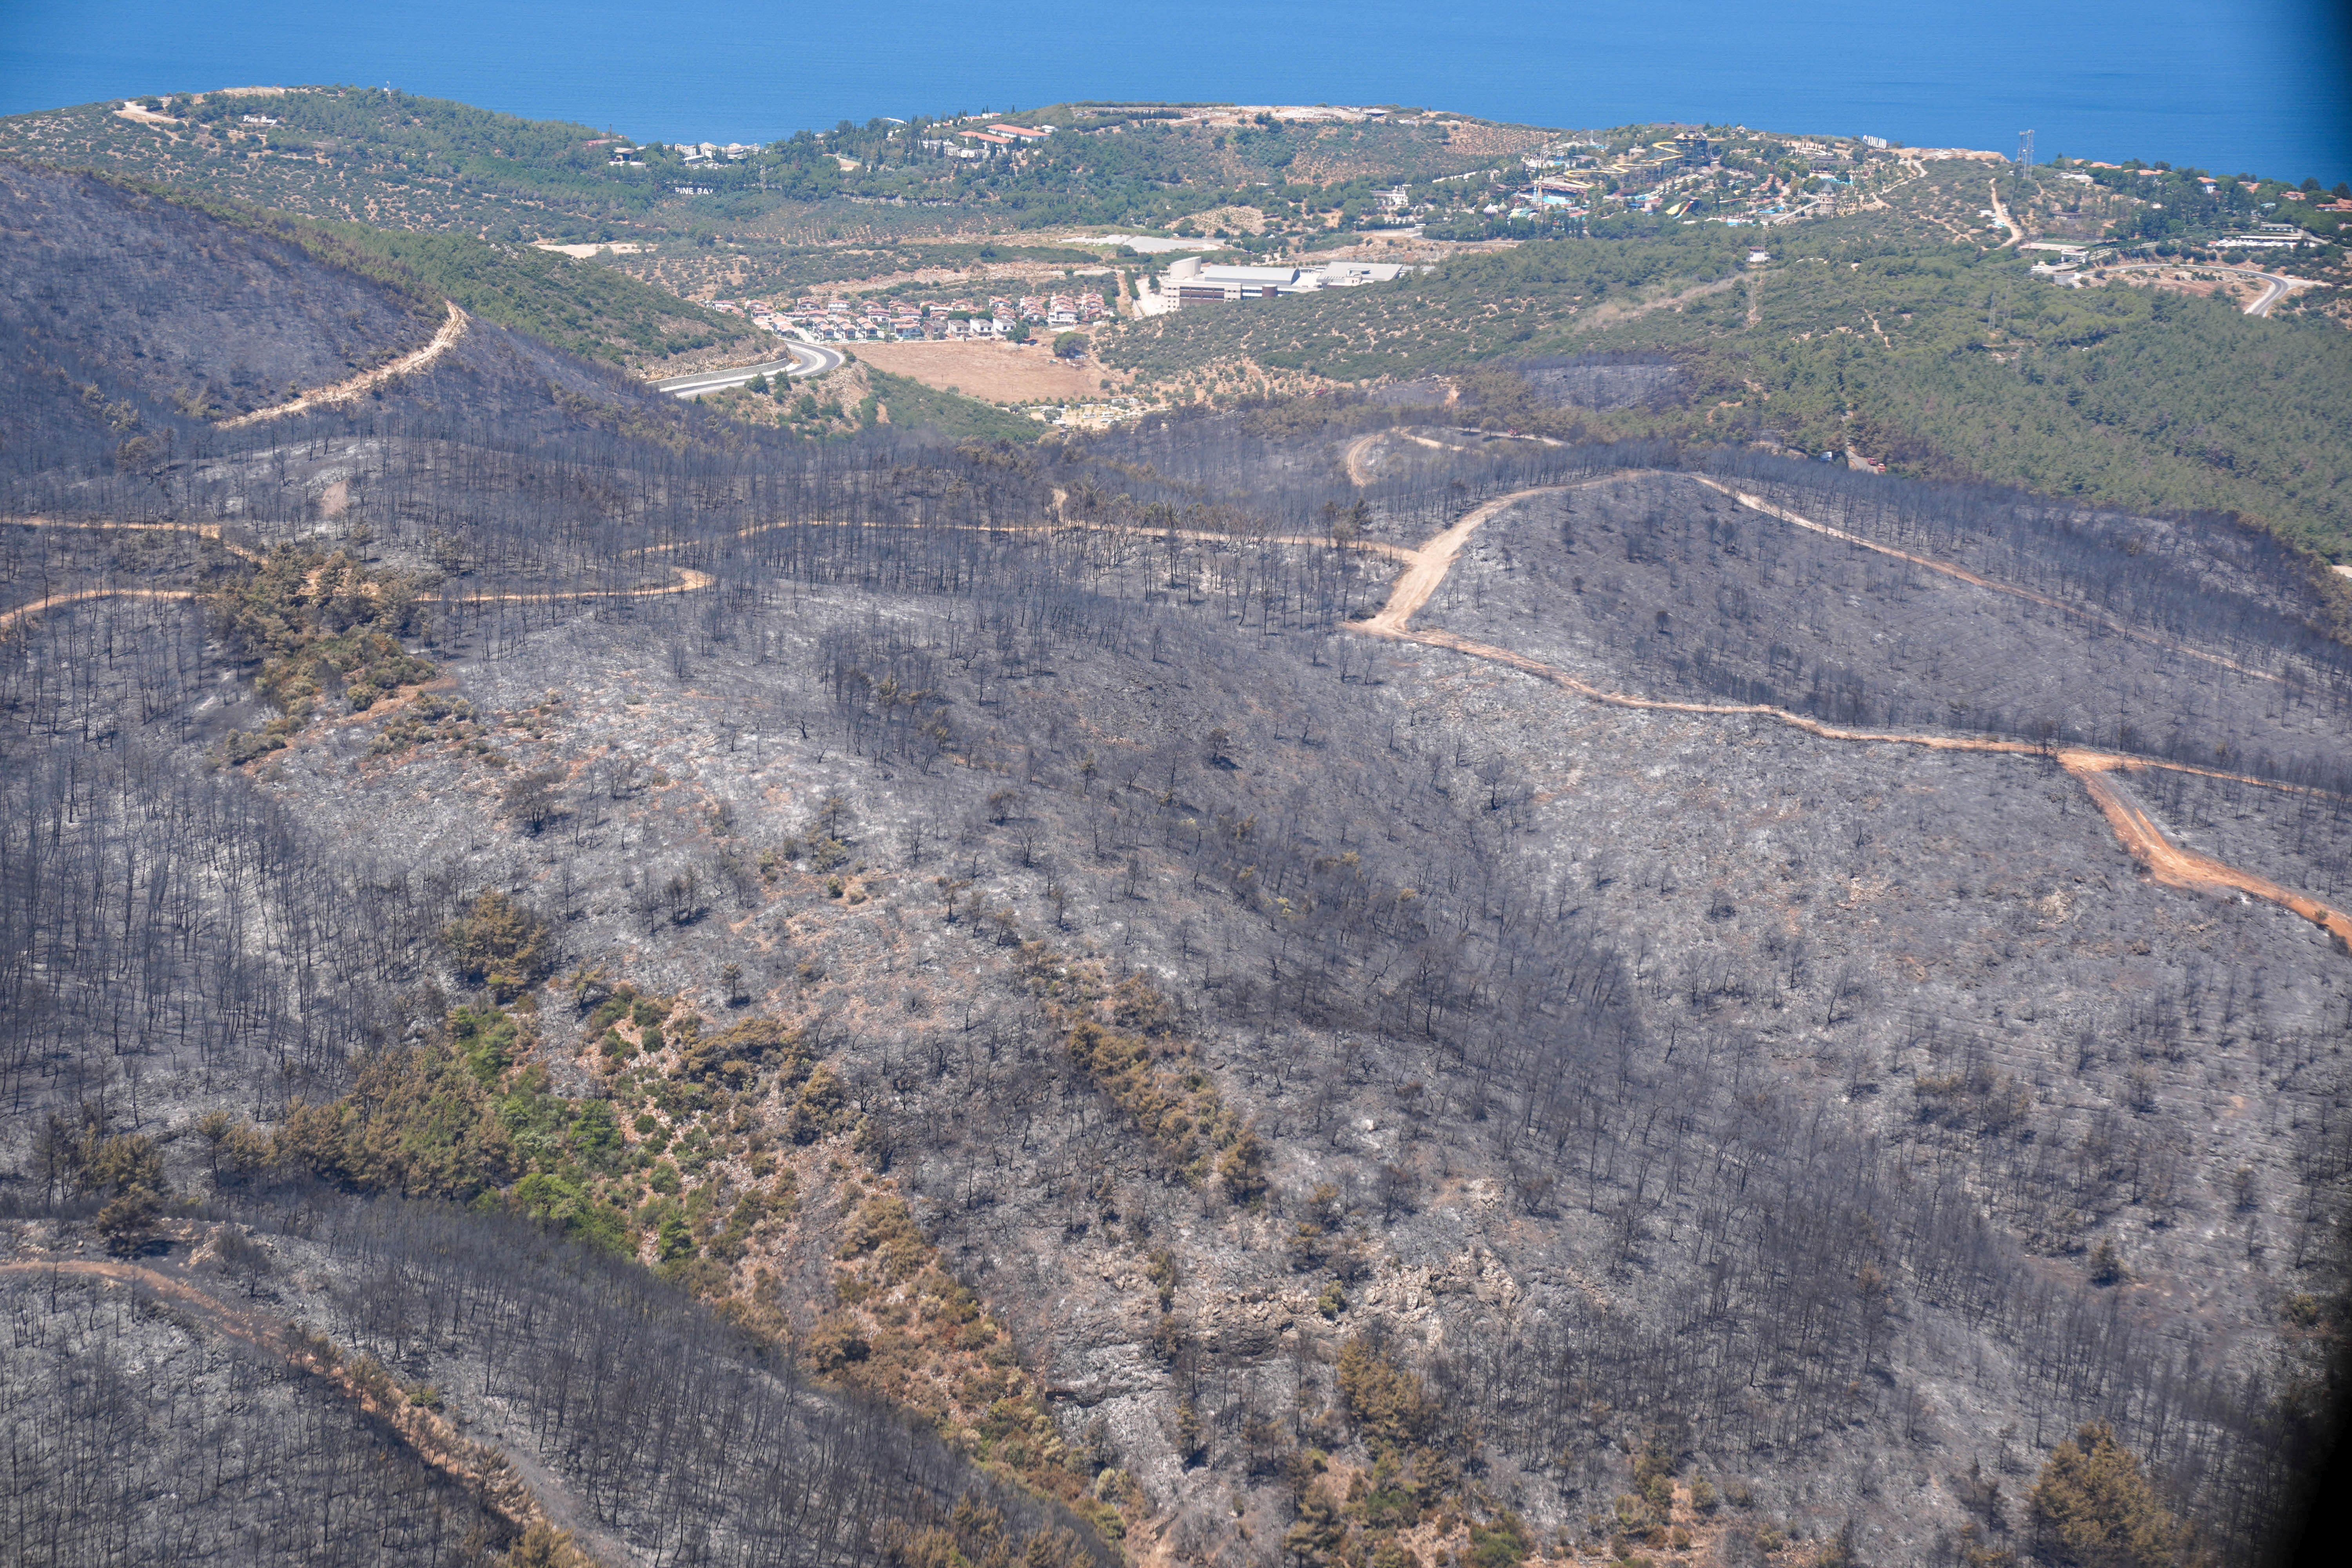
786,1062 -> 853,1143
1468,1513 -> 1534,1568
1336,1335 -> 1440,1452
442,889 -> 551,1000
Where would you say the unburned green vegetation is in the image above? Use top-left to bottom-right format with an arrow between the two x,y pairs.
1111,219 -> 2352,559
315,225 -> 759,366
866,366 -> 1045,443
213,544 -> 438,763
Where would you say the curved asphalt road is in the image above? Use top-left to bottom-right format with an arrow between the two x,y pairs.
2089,261 -> 2304,316
653,339 -> 843,398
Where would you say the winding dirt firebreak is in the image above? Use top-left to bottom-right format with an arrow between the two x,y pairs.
215,301 -> 469,430
0,518 -> 710,636
6,466 -> 2345,950
0,1252 -> 617,1559
1352,473 -> 2352,953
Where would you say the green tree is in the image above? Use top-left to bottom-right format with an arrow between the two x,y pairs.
1283,1491 -> 1348,1564
96,1186 -> 162,1256
505,1522 -> 598,1567
1468,1512 -> 1533,1568
1336,1335 -> 1439,1451
2029,1422 -> 2198,1567
83,1133 -> 165,1197
443,889 -> 552,1000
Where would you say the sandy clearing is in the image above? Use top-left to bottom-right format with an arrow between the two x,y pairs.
1581,274 -> 1741,330
533,240 -> 644,258
854,339 -> 1112,402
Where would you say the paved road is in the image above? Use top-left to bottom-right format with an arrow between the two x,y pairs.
2239,268 -> 2301,317
2090,261 -> 2303,317
653,340 -> 843,398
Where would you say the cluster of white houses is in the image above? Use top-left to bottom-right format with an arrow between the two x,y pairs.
920,122 -> 1056,160
670,142 -> 755,164
710,289 -> 1112,341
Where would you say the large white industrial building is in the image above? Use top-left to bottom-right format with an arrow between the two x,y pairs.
1158,256 -> 1413,306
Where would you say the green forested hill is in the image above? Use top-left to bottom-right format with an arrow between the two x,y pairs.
1735,276 -> 2352,557
0,88 -> 685,236
99,180 -> 760,370
314,225 -> 759,367
1107,223 -> 2352,558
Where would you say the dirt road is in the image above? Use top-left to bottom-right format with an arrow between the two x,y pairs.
2092,261 -> 2309,318
10,484 -> 2343,949
1352,476 -> 2352,952
0,586 -> 198,635
0,514 -> 715,639
0,1251 -> 618,1562
217,301 -> 468,429
1356,475 -> 1614,635
1988,180 -> 2022,248
1343,429 -> 1478,488
2066,757 -> 2352,946
2,516 -> 265,563
1688,477 -> 2286,684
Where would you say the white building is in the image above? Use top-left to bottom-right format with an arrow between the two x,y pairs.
1158,257 -> 1410,306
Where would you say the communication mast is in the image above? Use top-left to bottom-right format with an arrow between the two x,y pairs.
2017,129 -> 2034,171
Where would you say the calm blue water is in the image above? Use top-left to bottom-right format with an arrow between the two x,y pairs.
5,0 -> 2347,182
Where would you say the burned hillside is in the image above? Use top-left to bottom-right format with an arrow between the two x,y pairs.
3,173 -> 2349,1568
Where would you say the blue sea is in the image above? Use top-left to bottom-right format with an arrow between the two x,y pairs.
5,0 -> 2347,182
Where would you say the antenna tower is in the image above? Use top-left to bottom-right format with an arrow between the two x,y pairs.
2018,129 -> 2034,170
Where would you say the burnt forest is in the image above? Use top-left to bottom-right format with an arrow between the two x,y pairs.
4,160 -> 2349,1568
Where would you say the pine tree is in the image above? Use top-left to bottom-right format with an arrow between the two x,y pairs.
2029,1422 -> 2198,1567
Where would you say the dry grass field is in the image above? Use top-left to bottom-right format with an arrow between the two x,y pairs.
853,339 -> 1119,401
